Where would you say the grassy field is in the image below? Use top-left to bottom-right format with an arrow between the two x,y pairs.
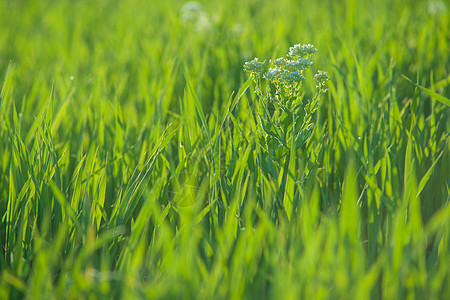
1,0 -> 449,298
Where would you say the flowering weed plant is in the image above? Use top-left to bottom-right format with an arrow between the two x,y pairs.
243,44 -> 329,219
244,44 -> 329,152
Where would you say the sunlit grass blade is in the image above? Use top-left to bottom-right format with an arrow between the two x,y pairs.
402,74 -> 450,106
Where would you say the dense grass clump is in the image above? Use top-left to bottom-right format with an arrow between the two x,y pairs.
1,0 -> 449,298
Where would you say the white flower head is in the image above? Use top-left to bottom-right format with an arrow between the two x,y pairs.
288,43 -> 318,58
271,58 -> 287,68
243,43 -> 327,95
314,70 -> 330,82
284,58 -> 312,71
180,1 -> 211,32
243,57 -> 264,74
180,1 -> 205,23
314,70 -> 330,92
264,67 -> 284,83
428,0 -> 447,16
282,71 -> 306,85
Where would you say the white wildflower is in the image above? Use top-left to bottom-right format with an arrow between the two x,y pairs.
180,1 -> 205,23
243,57 -> 264,74
314,70 -> 330,91
180,1 -> 211,32
288,43 -> 318,58
269,57 -> 312,72
284,58 -> 312,71
264,67 -> 284,82
271,58 -> 287,68
282,71 -> 305,85
314,70 -> 330,82
428,0 -> 447,16
243,43 -> 329,96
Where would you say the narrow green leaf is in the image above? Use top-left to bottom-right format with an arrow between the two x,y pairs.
402,74 -> 450,106
185,73 -> 211,143
49,180 -> 83,233
416,151 -> 444,198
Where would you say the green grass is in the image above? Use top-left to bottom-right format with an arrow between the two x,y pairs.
1,0 -> 449,298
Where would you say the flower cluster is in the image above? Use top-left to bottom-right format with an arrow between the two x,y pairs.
281,71 -> 306,85
263,67 -> 283,82
243,43 -> 329,92
314,70 -> 330,92
180,1 -> 212,33
262,57 -> 312,85
288,43 -> 317,58
243,43 -> 325,87
271,57 -> 312,70
243,57 -> 264,74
